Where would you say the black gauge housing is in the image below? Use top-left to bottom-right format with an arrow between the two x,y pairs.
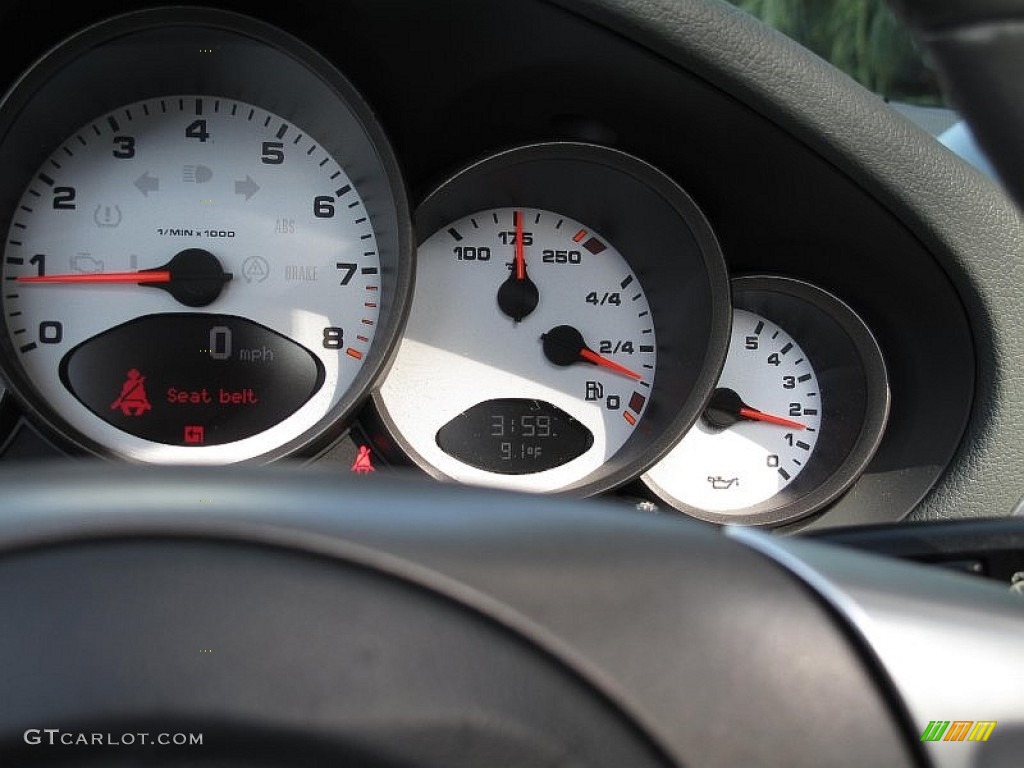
643,275 -> 890,526
0,8 -> 413,462
369,142 -> 731,495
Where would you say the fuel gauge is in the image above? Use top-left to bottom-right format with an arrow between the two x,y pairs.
642,276 -> 889,526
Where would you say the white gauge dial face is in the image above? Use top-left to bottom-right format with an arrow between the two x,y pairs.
379,207 -> 655,492
2,96 -> 381,463
645,309 -> 821,512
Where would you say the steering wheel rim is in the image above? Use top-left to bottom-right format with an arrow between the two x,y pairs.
0,464 -> 920,766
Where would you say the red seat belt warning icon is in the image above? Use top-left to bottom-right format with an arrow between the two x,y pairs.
110,369 -> 152,416
351,445 -> 375,474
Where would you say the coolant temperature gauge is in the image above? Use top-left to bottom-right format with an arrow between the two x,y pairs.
643,276 -> 889,527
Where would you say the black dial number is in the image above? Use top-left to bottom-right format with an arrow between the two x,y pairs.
185,119 -> 210,142
336,262 -> 356,286
52,187 -> 76,210
261,141 -> 284,164
112,136 -> 136,159
322,327 -> 344,349
39,321 -> 63,344
313,196 -> 335,218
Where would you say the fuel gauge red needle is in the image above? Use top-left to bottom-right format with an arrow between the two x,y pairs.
542,324 -> 643,380
579,347 -> 643,380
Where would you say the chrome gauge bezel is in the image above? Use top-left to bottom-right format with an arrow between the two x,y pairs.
0,8 -> 413,463
369,142 -> 731,495
642,275 -> 890,526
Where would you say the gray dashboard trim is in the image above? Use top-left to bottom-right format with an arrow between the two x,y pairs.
729,525 -> 1024,768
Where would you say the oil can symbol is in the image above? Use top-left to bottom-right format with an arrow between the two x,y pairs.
111,369 -> 151,416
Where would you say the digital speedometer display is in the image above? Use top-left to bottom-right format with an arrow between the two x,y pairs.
60,314 -> 325,446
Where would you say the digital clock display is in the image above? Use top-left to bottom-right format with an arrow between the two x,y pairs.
435,398 -> 594,475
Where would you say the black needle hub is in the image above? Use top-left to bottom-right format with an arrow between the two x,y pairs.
142,248 -> 233,307
541,324 -> 586,366
497,270 -> 539,321
704,387 -> 745,429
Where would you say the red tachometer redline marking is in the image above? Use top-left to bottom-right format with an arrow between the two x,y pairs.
346,348 -> 363,360
17,271 -> 171,284
623,411 -> 637,426
738,406 -> 806,430
579,348 -> 642,380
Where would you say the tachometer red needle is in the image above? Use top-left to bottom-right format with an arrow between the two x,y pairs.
738,406 -> 806,430
578,348 -> 643,380
514,208 -> 526,280
17,271 -> 171,284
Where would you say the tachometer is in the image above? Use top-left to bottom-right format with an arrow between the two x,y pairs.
0,10 -> 412,462
371,143 -> 730,494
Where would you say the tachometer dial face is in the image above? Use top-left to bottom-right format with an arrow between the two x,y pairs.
0,10 -> 412,462
379,207 -> 655,492
371,143 -> 731,495
642,276 -> 889,526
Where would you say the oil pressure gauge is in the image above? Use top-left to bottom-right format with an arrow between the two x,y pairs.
642,276 -> 889,526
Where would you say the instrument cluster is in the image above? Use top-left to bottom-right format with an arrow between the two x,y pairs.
0,7 -> 895,527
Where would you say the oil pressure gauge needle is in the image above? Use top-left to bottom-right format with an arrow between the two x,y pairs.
17,248 -> 232,308
542,324 -> 643,380
497,209 -> 539,321
704,387 -> 806,430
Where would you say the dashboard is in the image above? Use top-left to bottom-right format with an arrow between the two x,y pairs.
0,0 -> 1016,532
2,2 -> 1024,768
